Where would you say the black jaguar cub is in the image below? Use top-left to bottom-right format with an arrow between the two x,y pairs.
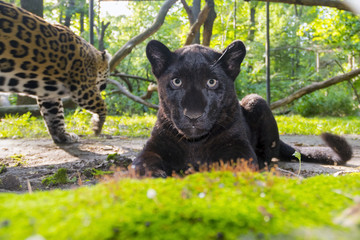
133,40 -> 353,177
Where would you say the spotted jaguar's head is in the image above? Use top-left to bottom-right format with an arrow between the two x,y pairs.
146,40 -> 246,140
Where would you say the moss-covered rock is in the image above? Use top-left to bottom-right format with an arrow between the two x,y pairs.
0,172 -> 360,239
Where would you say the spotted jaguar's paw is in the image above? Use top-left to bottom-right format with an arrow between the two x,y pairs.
53,132 -> 80,144
91,114 -> 105,136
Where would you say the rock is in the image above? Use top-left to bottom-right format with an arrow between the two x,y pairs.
0,175 -> 22,191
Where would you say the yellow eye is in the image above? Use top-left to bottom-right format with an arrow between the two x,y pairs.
207,79 -> 218,89
171,78 -> 182,88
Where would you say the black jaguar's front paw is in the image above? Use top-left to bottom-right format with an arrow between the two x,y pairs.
132,152 -> 166,177
132,163 -> 167,178
151,169 -> 167,178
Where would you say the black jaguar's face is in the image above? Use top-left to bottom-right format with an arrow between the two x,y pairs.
158,50 -> 231,139
146,40 -> 246,140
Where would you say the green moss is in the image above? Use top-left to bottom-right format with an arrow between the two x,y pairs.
106,153 -> 132,168
41,168 -> 71,186
106,153 -> 118,161
8,154 -> 27,166
83,168 -> 114,178
1,172 -> 360,239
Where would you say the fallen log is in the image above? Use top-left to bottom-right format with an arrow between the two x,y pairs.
0,105 -> 40,117
0,98 -> 76,117
270,68 -> 360,110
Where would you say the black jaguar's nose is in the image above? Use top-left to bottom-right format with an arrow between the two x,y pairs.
183,108 -> 203,120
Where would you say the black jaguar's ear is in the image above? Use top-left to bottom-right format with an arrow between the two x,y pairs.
218,40 -> 246,80
146,40 -> 173,78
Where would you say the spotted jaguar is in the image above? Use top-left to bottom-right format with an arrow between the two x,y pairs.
0,1 -> 111,143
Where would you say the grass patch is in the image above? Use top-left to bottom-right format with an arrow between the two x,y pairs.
0,110 -> 156,139
0,111 -> 359,140
0,171 -> 359,239
276,115 -> 360,135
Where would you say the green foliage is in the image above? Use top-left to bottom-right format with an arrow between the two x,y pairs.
0,112 -> 45,139
5,0 -> 360,115
100,1 -> 360,115
292,84 -> 357,117
299,8 -> 360,51
1,172 -> 360,239
41,168 -> 74,186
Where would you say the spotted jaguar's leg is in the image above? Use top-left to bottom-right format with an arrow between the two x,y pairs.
37,98 -> 79,144
71,87 -> 106,136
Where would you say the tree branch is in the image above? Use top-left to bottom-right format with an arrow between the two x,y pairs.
110,73 -> 156,83
184,1 -> 211,45
141,83 -> 158,100
107,79 -> 159,109
249,0 -> 355,13
181,0 -> 195,25
271,45 -> 339,53
109,0 -> 178,72
270,68 -> 360,110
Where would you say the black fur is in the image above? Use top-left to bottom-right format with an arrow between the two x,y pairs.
133,40 -> 353,177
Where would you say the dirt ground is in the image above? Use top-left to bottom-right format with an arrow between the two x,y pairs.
0,135 -> 359,193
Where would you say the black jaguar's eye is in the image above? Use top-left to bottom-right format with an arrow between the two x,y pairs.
206,79 -> 218,89
171,78 -> 182,88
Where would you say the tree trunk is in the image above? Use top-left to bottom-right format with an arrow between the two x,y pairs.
265,1 -> 271,104
248,2 -> 257,41
96,21 -> 110,51
80,11 -> 84,33
64,0 -> 75,27
79,0 -> 85,34
18,0 -> 43,105
184,1 -> 211,45
192,0 -> 201,44
89,0 -> 95,45
181,0 -> 195,24
21,0 -> 43,17
270,68 -> 360,109
202,0 -> 216,46
292,4 -> 300,77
